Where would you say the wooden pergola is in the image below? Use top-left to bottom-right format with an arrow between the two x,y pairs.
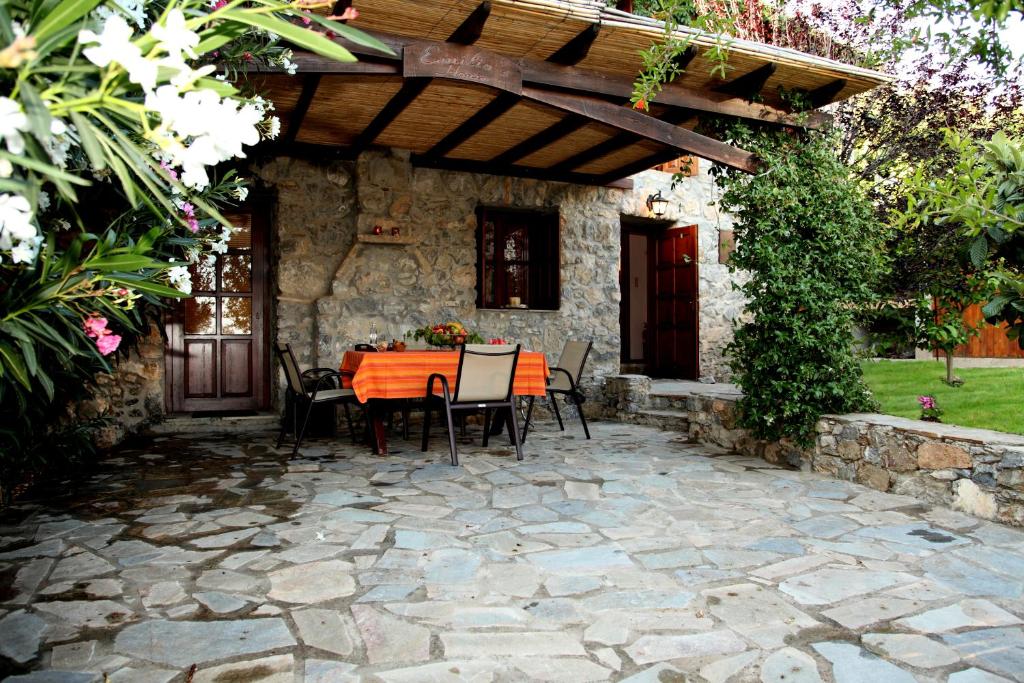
254,0 -> 889,186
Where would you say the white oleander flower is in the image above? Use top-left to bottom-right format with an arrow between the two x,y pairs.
152,10 -> 199,61
233,185 -> 249,201
94,0 -> 147,29
37,191 -> 50,211
0,193 -> 38,261
0,97 -> 28,155
79,15 -> 157,90
167,264 -> 192,294
0,158 -> 12,178
265,116 -> 281,140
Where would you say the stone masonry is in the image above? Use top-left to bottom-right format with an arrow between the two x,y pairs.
253,149 -> 744,405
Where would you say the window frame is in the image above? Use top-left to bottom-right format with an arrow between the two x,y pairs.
475,206 -> 561,311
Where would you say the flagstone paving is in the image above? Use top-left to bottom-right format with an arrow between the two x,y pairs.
1,422 -> 1024,682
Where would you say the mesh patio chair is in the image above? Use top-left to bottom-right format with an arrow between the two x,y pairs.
275,342 -> 359,455
422,344 -> 524,466
522,340 -> 593,442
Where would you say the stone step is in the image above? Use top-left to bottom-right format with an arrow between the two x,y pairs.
647,393 -> 693,412
146,413 -> 280,436
620,408 -> 691,433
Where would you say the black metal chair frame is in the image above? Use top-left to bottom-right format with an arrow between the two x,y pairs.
422,344 -> 524,466
522,340 -> 593,442
274,343 -> 358,456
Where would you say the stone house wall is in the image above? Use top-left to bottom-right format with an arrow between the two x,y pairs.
253,149 -> 745,406
73,149 -> 745,446
605,376 -> 1024,527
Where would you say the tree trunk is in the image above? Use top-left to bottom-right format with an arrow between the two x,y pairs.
945,352 -> 955,384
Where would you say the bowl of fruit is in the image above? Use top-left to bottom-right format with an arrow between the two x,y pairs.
407,321 -> 484,348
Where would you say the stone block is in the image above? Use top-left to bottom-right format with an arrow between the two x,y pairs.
858,464 -> 891,492
882,447 -> 918,472
918,442 -> 972,470
952,479 -> 998,520
837,440 -> 863,461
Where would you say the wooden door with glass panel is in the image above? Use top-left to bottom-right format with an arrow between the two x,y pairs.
166,210 -> 269,413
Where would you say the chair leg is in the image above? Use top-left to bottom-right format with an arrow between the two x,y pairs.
508,401 -> 524,461
343,402 -> 356,445
444,404 -> 459,466
521,396 -> 536,444
276,403 -> 289,449
550,393 -> 565,431
575,395 -> 591,440
421,398 -> 433,452
482,407 -> 491,447
294,400 -> 315,456
402,401 -> 411,441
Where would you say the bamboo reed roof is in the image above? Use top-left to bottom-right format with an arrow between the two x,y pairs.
258,0 -> 890,185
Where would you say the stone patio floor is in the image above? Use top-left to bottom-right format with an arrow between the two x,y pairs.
2,422 -> 1024,682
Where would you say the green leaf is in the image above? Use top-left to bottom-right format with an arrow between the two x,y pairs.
19,81 -> 53,142
0,151 -> 91,186
0,341 -> 32,391
304,14 -> 396,55
981,295 -> 1012,318
32,0 -> 101,40
220,11 -> 357,63
87,254 -> 160,271
69,112 -> 107,171
193,77 -> 238,97
107,276 -> 185,298
968,235 -> 988,268
195,22 -> 249,55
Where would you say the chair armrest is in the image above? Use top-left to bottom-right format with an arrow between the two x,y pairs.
425,373 -> 452,403
549,366 -> 576,390
304,370 -> 345,399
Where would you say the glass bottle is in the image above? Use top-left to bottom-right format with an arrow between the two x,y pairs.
368,322 -> 378,346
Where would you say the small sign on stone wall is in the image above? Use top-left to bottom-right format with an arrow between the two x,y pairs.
654,156 -> 698,177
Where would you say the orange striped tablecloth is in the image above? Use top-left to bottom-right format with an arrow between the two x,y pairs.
341,350 -> 549,403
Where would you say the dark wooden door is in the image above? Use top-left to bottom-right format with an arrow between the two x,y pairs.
653,225 -> 699,379
166,208 -> 270,413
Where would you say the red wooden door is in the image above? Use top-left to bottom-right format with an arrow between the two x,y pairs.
653,225 -> 699,378
166,209 -> 270,413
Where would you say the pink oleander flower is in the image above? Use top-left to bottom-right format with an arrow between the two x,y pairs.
186,217 -> 199,233
301,14 -> 312,24
160,161 -> 178,181
181,202 -> 194,217
83,316 -> 108,338
96,333 -> 121,356
328,7 -> 359,21
917,395 -> 936,410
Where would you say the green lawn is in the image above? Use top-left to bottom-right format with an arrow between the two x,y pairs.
860,360 -> 1024,434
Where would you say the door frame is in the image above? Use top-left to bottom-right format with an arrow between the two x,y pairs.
164,196 -> 273,414
619,216 -> 700,378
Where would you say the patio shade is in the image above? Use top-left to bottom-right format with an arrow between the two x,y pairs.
250,0 -> 890,185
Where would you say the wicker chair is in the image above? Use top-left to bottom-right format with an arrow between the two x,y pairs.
274,342 -> 359,455
422,344 -> 523,466
522,340 -> 592,442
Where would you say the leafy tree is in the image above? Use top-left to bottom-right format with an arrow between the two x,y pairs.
898,131 -> 1024,347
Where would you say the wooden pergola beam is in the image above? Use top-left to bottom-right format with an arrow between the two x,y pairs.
715,63 -> 777,99
488,114 -> 589,165
551,107 -> 693,172
282,74 -> 321,145
411,154 -> 633,189
522,86 -> 757,173
422,92 -> 519,159
546,24 -> 600,65
808,78 -> 846,108
287,44 -> 826,128
597,148 -> 684,184
345,7 -> 495,154
447,1 -> 492,46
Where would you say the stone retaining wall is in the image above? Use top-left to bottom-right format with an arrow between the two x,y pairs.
605,376 -> 1024,527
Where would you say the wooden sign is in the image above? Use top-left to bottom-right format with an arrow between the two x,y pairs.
404,42 -> 522,95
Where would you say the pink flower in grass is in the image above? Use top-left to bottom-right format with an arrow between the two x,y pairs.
96,333 -> 121,356
83,316 -> 108,338
917,395 -> 936,410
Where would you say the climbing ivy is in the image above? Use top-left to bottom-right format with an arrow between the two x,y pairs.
707,120 -> 886,446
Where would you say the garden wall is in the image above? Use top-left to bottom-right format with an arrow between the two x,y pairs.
605,376 -> 1024,527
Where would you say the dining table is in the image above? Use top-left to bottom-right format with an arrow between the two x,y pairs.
340,348 -> 550,455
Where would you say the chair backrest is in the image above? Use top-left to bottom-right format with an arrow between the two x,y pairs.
550,340 -> 592,391
274,342 -> 305,395
452,344 -> 521,403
